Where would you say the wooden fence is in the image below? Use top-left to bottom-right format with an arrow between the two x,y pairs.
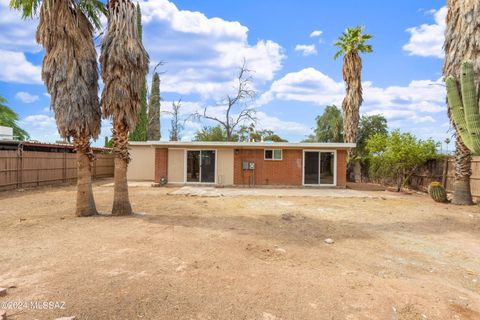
409,156 -> 480,198
0,150 -> 114,191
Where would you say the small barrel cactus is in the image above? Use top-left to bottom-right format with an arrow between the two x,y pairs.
428,182 -> 448,203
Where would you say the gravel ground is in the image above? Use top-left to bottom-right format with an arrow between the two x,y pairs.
0,180 -> 479,320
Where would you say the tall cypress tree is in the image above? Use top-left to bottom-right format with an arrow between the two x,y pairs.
147,72 -> 161,140
129,3 -> 148,141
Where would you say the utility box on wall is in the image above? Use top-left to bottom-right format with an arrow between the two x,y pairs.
242,161 -> 255,170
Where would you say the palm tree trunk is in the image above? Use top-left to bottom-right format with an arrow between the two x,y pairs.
73,137 -> 97,217
342,51 -> 363,183
112,121 -> 133,216
452,138 -> 474,205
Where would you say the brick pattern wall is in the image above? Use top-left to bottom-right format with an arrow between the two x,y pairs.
233,149 -> 303,186
336,150 -> 347,188
153,147 -> 348,187
154,148 -> 168,183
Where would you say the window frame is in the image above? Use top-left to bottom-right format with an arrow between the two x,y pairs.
264,149 -> 283,161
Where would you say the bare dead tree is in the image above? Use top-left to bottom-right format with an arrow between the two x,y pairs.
199,60 -> 257,141
162,99 -> 195,141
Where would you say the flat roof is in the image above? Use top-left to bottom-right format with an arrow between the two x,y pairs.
130,141 -> 356,150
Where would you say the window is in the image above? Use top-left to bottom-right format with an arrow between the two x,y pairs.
264,149 -> 282,160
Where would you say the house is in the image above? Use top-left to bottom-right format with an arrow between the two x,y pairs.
128,141 -> 355,188
0,126 -> 13,140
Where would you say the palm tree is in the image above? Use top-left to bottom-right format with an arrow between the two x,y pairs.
0,96 -> 30,140
100,0 -> 149,216
334,26 -> 373,183
443,0 -> 480,205
444,138 -> 451,154
10,0 -> 106,216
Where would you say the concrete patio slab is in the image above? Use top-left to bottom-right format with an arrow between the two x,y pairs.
168,186 -> 396,198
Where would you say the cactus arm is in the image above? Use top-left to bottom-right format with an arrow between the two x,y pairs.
446,76 -> 476,152
460,62 -> 480,145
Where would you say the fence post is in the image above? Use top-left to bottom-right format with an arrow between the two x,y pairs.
63,150 -> 67,183
19,145 -> 23,188
16,147 -> 20,188
93,156 -> 97,180
442,156 -> 449,188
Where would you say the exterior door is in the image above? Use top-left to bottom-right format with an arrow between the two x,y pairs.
303,151 -> 335,185
187,150 -> 201,182
304,151 -> 319,185
186,150 -> 216,183
200,150 -> 216,183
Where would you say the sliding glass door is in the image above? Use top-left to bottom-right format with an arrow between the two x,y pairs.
304,152 -> 320,185
200,150 -> 216,183
303,151 -> 335,185
186,150 -> 216,183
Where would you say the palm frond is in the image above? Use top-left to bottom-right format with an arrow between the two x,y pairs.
10,0 -> 106,30
9,0 -> 42,18
78,0 -> 107,30
333,25 -> 373,59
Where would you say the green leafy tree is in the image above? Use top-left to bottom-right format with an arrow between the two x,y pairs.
104,136 -> 113,148
194,126 -> 231,142
128,2 -> 148,142
356,114 -> 388,158
367,130 -> 438,192
237,124 -> 288,142
304,105 -> 343,142
0,96 -> 29,140
354,114 -> 388,181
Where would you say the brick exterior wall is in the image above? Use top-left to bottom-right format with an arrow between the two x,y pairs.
233,149 -> 303,186
336,150 -> 347,188
154,148 -> 168,183
153,147 -> 348,187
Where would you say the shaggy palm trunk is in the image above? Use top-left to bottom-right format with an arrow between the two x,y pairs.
443,0 -> 480,205
452,139 -> 474,205
74,137 -> 97,216
342,51 -> 363,182
36,0 -> 102,216
100,0 -> 149,215
112,121 -> 133,215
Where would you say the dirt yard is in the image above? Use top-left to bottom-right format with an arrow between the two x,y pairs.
0,181 -> 479,320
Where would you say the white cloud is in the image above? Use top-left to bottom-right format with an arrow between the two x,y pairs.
403,6 -> 446,58
20,114 -> 59,142
15,91 -> 39,103
310,30 -> 323,38
137,0 -> 285,99
256,111 -> 309,135
294,44 -> 317,56
22,114 -> 55,127
258,68 -> 344,106
259,67 -> 446,128
0,0 -> 40,53
0,49 -> 42,84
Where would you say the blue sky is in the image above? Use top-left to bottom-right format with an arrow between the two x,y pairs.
0,0 -> 449,146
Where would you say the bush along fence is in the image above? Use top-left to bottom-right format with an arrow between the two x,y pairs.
0,146 -> 114,191
397,156 -> 480,198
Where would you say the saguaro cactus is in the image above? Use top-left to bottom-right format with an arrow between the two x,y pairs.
446,61 -> 480,154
